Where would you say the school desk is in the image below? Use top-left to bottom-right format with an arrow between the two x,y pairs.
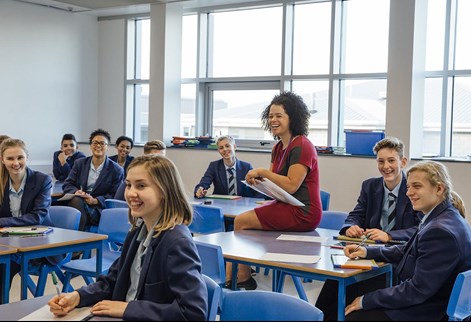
0,245 -> 16,304
193,228 -> 392,321
0,227 -> 107,300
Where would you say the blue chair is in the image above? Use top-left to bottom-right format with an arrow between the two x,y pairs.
320,190 -> 331,211
60,208 -> 131,291
219,290 -> 323,321
318,210 -> 348,230
189,204 -> 225,235
203,274 -> 221,321
104,198 -> 128,209
194,241 -> 226,287
24,206 -> 81,297
447,269 -> 471,321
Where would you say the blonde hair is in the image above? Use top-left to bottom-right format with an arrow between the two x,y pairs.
0,139 -> 28,205
407,160 -> 465,218
126,154 -> 192,236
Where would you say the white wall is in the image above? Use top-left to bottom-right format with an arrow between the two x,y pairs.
0,0 -> 98,173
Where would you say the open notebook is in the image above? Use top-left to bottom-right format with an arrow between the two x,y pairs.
331,254 -> 378,270
0,226 -> 53,235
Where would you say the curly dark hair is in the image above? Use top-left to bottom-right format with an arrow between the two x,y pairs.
89,128 -> 111,144
261,91 -> 310,139
115,135 -> 134,148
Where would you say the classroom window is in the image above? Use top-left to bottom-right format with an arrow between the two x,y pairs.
424,0 -> 471,157
126,18 -> 150,144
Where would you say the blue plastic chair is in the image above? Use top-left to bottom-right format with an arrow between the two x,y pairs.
23,206 -> 81,297
320,190 -> 331,211
60,208 -> 131,291
219,290 -> 323,321
104,198 -> 128,209
447,269 -> 471,321
318,210 -> 348,230
189,204 -> 225,235
194,241 -> 226,287
203,274 -> 221,321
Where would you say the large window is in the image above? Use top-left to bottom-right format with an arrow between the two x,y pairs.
424,0 -> 471,157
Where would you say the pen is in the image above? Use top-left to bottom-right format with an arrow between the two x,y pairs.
51,271 -> 64,310
353,235 -> 368,260
82,313 -> 94,321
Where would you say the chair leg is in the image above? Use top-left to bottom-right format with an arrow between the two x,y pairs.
34,266 -> 50,297
61,273 -> 74,292
291,276 -> 308,301
264,268 -> 270,276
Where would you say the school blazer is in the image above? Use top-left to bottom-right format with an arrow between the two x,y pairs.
109,155 -> 134,174
339,175 -> 420,241
364,200 -> 471,320
52,150 -> 86,181
194,158 -> 262,198
76,224 -> 208,321
62,156 -> 124,209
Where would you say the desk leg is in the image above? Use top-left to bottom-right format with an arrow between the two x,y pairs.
231,263 -> 238,290
337,279 -> 346,321
20,255 -> 28,300
0,260 -> 10,304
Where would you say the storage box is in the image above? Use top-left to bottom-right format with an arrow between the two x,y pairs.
345,131 -> 385,156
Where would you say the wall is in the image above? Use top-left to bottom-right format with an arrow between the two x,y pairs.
0,0 -> 98,171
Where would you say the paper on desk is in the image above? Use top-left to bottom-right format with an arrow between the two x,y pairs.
260,252 -> 320,264
277,234 -> 328,243
242,179 -> 304,206
19,304 -> 91,321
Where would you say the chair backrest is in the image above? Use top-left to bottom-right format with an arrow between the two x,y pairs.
320,190 -> 330,211
189,204 -> 225,234
447,269 -> 471,321
203,274 -> 221,321
194,241 -> 226,287
98,208 -> 131,246
219,290 -> 324,321
104,198 -> 129,209
318,210 -> 348,230
49,206 -> 81,230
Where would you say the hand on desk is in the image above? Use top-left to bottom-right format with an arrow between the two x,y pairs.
48,291 -> 80,316
345,296 -> 362,316
195,186 -> 208,199
346,225 -> 391,243
344,244 -> 367,259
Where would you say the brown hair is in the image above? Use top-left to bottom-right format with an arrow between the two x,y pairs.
143,140 -> 166,154
0,139 -> 28,205
373,136 -> 405,158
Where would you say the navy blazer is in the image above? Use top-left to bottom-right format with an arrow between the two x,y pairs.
63,156 -> 124,209
109,155 -> 134,175
52,150 -> 86,181
77,224 -> 207,321
340,175 -> 421,241
364,200 -> 471,320
194,158 -> 262,198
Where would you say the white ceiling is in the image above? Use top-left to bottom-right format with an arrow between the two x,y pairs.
17,0 -> 262,16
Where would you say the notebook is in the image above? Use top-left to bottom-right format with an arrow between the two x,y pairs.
0,226 -> 53,235
331,254 -> 378,270
205,194 -> 241,200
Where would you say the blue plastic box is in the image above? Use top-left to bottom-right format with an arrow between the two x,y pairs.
345,131 -> 385,156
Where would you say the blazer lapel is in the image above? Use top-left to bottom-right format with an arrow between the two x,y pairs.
91,157 -> 109,194
20,168 -> 35,213
218,160 -> 229,194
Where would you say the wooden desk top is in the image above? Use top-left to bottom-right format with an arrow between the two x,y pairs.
193,196 -> 265,218
0,245 -> 16,256
193,228 -> 387,278
0,227 -> 107,252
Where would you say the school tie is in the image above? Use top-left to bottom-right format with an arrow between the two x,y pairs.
227,168 -> 236,195
382,193 -> 397,232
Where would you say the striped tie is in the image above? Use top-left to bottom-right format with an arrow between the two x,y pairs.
382,193 -> 397,232
227,168 -> 236,195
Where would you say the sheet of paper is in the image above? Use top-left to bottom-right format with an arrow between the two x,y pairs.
57,193 -> 77,202
242,179 -> 304,206
260,252 -> 320,264
276,234 -> 328,243
19,304 -> 91,321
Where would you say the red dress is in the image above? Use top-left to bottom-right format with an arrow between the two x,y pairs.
254,135 -> 322,231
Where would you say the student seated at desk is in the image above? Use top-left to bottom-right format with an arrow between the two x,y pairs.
114,139 -> 166,201
109,135 -> 134,174
0,139 -> 61,292
63,129 -> 124,231
52,133 -> 86,182
340,161 -> 471,321
48,155 -> 207,321
194,135 -> 261,199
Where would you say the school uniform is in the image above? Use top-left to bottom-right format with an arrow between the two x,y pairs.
52,150 -> 86,181
76,224 -> 208,321
109,155 -> 134,174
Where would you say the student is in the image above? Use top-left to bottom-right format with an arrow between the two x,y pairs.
109,135 -> 134,174
63,129 -> 124,231
0,139 -> 61,294
194,135 -> 261,198
0,135 -> 10,147
340,160 -> 471,321
48,154 -> 208,321
52,133 -> 86,181
315,136 -> 423,318
339,136 -> 421,243
228,91 -> 323,290
114,139 -> 167,201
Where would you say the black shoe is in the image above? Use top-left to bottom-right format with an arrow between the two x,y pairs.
236,277 -> 257,290
251,268 -> 257,276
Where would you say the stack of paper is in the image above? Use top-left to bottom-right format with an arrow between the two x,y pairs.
331,254 -> 378,270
